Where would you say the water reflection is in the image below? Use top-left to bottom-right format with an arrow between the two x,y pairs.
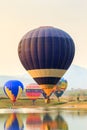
3,112 -> 68,130
26,113 -> 42,130
42,113 -> 57,130
60,110 -> 87,117
1,109 -> 87,130
4,113 -> 24,130
55,114 -> 68,130
41,113 -> 68,130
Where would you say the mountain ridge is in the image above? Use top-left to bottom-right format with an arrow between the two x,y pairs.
0,65 -> 87,90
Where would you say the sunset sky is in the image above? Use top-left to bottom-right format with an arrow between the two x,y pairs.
0,0 -> 87,75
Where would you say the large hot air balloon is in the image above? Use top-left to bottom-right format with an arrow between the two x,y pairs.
3,80 -> 24,104
54,78 -> 67,101
26,84 -> 41,104
18,26 -> 75,101
4,113 -> 24,130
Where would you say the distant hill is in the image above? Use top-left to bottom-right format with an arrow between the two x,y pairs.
0,65 -> 87,90
0,74 -> 35,87
63,65 -> 87,90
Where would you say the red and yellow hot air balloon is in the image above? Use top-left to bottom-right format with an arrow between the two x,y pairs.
26,84 -> 41,104
18,26 -> 75,102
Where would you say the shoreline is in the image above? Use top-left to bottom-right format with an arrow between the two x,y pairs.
1,98 -> 87,111
1,103 -> 87,114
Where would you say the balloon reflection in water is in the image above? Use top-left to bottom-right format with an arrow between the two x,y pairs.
41,113 -> 57,130
18,26 -> 75,102
4,113 -> 24,130
26,113 -> 42,130
55,114 -> 68,130
26,84 -> 41,104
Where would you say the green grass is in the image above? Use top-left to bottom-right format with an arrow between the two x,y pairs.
1,97 -> 87,109
0,97 -> 67,108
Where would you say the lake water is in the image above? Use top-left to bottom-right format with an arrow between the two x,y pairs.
0,108 -> 87,130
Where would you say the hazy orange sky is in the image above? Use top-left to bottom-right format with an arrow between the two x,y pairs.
0,0 -> 87,75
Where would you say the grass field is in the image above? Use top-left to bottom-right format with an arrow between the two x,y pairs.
1,97 -> 87,110
0,97 -> 65,108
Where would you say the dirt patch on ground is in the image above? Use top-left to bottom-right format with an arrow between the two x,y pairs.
58,102 -> 87,109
